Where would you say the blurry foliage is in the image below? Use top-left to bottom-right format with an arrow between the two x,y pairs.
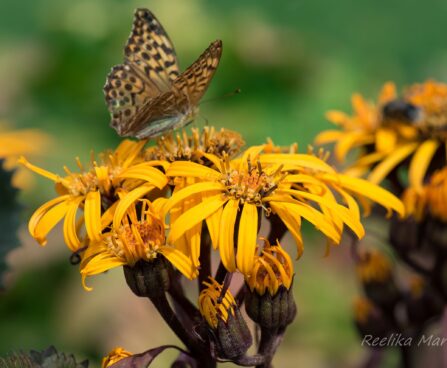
1,0 -> 447,366
0,346 -> 88,368
0,161 -> 20,289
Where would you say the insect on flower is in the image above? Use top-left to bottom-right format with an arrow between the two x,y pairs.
104,8 -> 222,139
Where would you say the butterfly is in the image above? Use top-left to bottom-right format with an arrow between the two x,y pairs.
104,8 -> 222,139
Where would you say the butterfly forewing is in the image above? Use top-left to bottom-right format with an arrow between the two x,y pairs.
125,9 -> 180,90
173,40 -> 222,106
104,8 -> 222,139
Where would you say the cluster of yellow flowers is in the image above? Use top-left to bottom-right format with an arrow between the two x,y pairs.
19,80 -> 447,367
21,125 -> 403,325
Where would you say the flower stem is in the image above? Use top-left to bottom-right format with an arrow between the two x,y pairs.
148,292 -> 205,358
199,224 -> 212,293
255,327 -> 284,368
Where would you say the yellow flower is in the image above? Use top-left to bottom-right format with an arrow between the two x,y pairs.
102,347 -> 132,368
246,239 -> 293,296
20,139 -> 168,251
403,166 -> 447,221
0,124 -> 51,188
164,146 -> 404,276
81,198 -> 197,290
315,81 -> 446,190
145,126 -> 244,164
356,250 -> 392,284
198,277 -> 236,329
405,80 -> 447,135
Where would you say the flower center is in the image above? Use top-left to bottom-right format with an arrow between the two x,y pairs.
105,215 -> 165,264
222,161 -> 284,205
146,126 -> 244,163
66,171 -> 99,196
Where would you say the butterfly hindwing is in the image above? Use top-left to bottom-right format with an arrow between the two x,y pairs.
104,64 -> 150,135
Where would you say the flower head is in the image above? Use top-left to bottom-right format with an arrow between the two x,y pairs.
102,347 -> 132,368
246,239 -> 293,296
164,146 -> 404,276
81,198 -> 197,290
356,250 -> 393,284
316,80 -> 447,190
20,139 -> 168,251
404,166 -> 447,221
145,126 -> 244,164
0,124 -> 51,188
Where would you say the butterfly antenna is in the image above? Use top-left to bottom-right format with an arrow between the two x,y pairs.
199,88 -> 241,106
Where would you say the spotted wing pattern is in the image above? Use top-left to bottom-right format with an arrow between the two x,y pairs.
173,40 -> 222,106
104,8 -> 222,139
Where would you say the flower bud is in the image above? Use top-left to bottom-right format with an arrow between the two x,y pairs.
102,347 -> 132,368
353,297 -> 393,339
198,278 -> 252,359
357,250 -> 400,310
405,276 -> 444,327
123,257 -> 170,298
244,240 -> 296,329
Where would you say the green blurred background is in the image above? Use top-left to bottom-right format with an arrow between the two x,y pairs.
1,0 -> 446,366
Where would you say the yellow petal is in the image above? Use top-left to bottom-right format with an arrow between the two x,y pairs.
270,199 -> 341,244
260,153 -> 336,173
219,199 -> 239,272
85,191 -> 102,242
269,202 -> 303,257
325,110 -> 350,125
113,184 -> 154,228
168,194 -> 227,244
323,173 -> 405,217
206,206 -> 223,250
31,198 -> 71,246
101,201 -> 118,230
378,82 -> 396,104
367,143 -> 419,184
335,132 -> 374,162
236,203 -> 258,276
196,151 -> 222,169
166,161 -> 221,179
95,166 -> 111,194
63,196 -> 84,251
163,181 -> 223,216
314,130 -> 344,145
119,164 -> 168,189
409,139 -> 440,190
239,145 -> 266,171
187,222 -> 202,268
159,247 -> 198,280
375,128 -> 397,154
18,156 -> 60,182
119,139 -> 147,168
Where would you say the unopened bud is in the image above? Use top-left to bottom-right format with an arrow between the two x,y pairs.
198,278 -> 252,359
357,250 -> 400,310
244,239 -> 296,329
123,258 -> 170,298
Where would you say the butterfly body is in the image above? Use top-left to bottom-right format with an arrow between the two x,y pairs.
104,9 -> 222,139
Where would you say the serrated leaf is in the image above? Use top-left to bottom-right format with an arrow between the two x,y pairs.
0,347 -> 88,368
